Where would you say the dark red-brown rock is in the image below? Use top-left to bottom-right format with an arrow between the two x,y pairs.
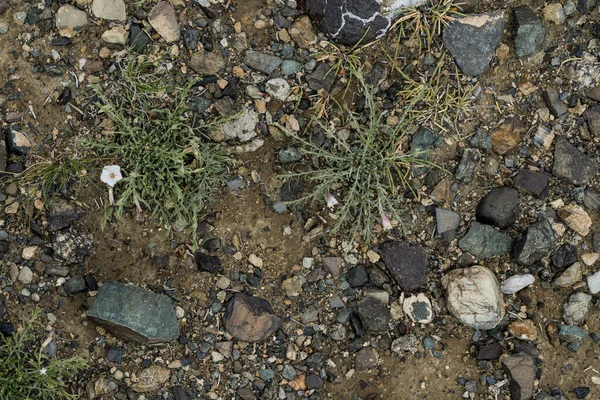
379,241 -> 427,291
224,294 -> 282,342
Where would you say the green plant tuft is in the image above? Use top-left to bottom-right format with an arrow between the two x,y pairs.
81,56 -> 231,241
0,308 -> 88,400
279,71 -> 438,244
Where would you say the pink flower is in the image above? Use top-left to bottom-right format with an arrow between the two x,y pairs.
381,212 -> 392,230
326,194 -> 339,209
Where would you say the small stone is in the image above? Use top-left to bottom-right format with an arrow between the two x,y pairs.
552,243 -> 578,269
582,106 -> 600,137
455,149 -> 480,182
511,218 -> 555,266
379,241 -> 427,291
403,293 -> 433,324
508,319 -> 538,341
543,3 -> 565,24
346,265 -> 368,287
107,347 -> 123,364
129,24 -> 151,52
248,254 -> 263,268
64,276 -> 87,295
131,366 -> 170,393
21,246 -> 38,260
391,334 -> 419,354
17,266 -> 33,284
243,50 -> 282,74
220,109 -> 258,142
195,253 -> 223,274
459,222 -> 512,259
175,306 -> 185,319
533,126 -> 554,149
278,147 -> 302,163
563,292 -> 592,326
305,374 -> 323,389
476,342 -> 503,360
515,6 -> 547,58
558,203 -> 592,236
55,5 -> 88,31
356,297 -> 390,334
224,294 -> 282,342
558,324 -> 588,343
443,11 -> 506,76
52,228 -> 93,264
554,262 -> 582,288
305,63 -> 336,92
513,169 -> 550,199
502,352 -> 535,400
584,187 -> 600,211
101,27 -> 129,45
47,198 -> 81,231
188,49 -> 226,76
91,0 -> 126,22
582,253 -> 599,266
553,137 -> 598,185
543,88 -> 568,117
500,274 -> 535,294
491,117 -> 526,155
289,15 -> 317,48
265,78 -> 292,101
476,187 -> 519,228
355,347 -> 378,370
7,130 -> 32,155
323,257 -> 343,278
87,281 -> 180,343
282,276 -> 304,297
443,265 -> 505,330
435,208 -> 461,235
587,270 -> 600,294
148,1 -> 180,42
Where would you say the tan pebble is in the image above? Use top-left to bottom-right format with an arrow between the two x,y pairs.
255,99 -> 266,113
21,246 -> 38,260
232,65 -> 245,78
5,202 -> 19,214
254,20 -> 266,29
582,253 -> 599,266
99,47 -> 111,58
233,22 -> 242,33
217,79 -> 228,89
248,253 -> 263,268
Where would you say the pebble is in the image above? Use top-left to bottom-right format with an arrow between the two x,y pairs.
355,347 -> 378,370
17,267 -> 33,284
148,1 -> 180,42
403,293 -> 433,324
391,334 -> 419,354
91,0 -> 126,22
500,274 -> 535,294
587,270 -> 600,294
563,292 -> 592,326
554,262 -> 582,288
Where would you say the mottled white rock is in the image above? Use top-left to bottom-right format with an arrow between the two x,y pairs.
265,78 -> 292,101
101,27 -> 129,45
443,265 -> 505,330
563,292 -> 592,326
500,274 -> 535,294
587,270 -> 600,294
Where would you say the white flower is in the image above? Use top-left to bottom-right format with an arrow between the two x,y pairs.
381,212 -> 392,231
39,367 -> 47,375
326,194 -> 339,209
100,165 -> 122,188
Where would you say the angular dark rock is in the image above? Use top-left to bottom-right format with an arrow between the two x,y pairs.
584,187 -> 600,211
299,0 -> 390,46
502,352 -> 535,400
107,347 -> 123,364
443,11 -> 505,76
542,88 -> 568,117
458,222 -> 512,259
129,24 -> 151,53
514,6 -> 547,58
551,243 -> 578,270
195,253 -> 223,274
224,294 -> 282,342
513,169 -> 550,199
378,241 -> 427,291
7,129 -> 31,155
355,297 -> 390,334
512,218 -> 555,266
305,63 -> 336,92
476,187 -> 519,228
346,264 -> 368,287
476,342 -> 503,360
243,50 -> 282,74
583,106 -> 600,136
47,198 -> 82,231
552,137 -> 598,185
87,281 -> 180,343
64,275 -> 86,295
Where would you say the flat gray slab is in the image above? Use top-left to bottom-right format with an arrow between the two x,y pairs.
87,281 -> 180,343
